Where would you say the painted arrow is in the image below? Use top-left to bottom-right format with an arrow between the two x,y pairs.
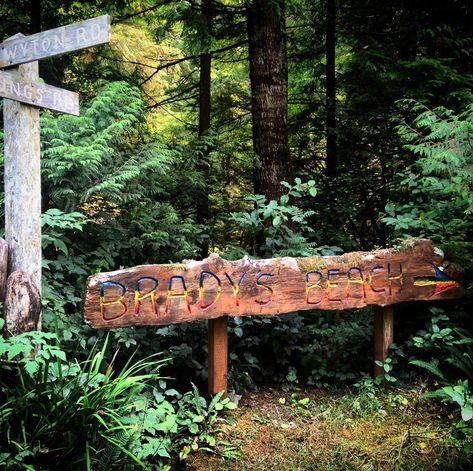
414,263 -> 461,297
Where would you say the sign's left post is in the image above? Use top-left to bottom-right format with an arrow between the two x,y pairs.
3,45 -> 42,333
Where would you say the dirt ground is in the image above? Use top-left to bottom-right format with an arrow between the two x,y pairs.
186,386 -> 472,471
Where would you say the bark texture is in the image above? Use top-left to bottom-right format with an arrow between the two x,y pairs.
373,305 -> 394,376
3,51 -> 42,296
0,239 -> 8,304
208,316 -> 228,395
196,0 -> 213,259
325,0 -> 337,177
247,0 -> 291,201
5,272 -> 41,335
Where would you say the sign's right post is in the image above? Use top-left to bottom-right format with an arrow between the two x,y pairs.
373,305 -> 394,377
208,316 -> 228,396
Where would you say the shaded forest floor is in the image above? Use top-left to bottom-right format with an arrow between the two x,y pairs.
187,385 -> 472,471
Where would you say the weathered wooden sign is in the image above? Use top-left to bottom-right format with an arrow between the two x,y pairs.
0,15 -> 110,68
84,239 -> 464,329
1,15 -> 111,335
0,69 -> 79,115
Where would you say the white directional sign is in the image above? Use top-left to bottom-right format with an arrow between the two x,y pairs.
0,69 -> 79,115
0,15 -> 110,68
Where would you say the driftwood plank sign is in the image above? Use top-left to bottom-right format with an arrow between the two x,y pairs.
84,239 -> 464,329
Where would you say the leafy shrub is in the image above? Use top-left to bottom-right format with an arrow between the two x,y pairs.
383,101 -> 473,265
0,324 -> 235,469
0,327 -> 166,469
406,307 -> 473,451
227,310 -> 373,390
229,178 -> 338,258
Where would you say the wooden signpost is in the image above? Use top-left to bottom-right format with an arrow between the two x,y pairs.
1,15 -> 111,333
84,239 -> 464,394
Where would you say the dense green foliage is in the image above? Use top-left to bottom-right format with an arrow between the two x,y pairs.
383,101 -> 473,265
0,0 -> 472,467
0,324 -> 236,469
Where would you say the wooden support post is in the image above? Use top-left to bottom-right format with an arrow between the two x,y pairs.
208,316 -> 228,396
0,239 -> 8,304
5,272 -> 41,336
4,50 -> 42,331
0,17 -> 111,335
373,305 -> 394,376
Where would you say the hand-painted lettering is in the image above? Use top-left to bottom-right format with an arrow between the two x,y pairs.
99,281 -> 127,321
368,266 -> 386,294
41,37 -> 51,52
199,271 -> 221,310
4,45 -> 17,62
224,271 -> 247,306
19,42 -> 29,57
306,271 -> 323,305
347,267 -> 365,299
327,269 -> 342,302
134,277 -> 158,317
53,33 -> 65,49
76,27 -> 86,44
31,39 -> 39,54
84,240 -> 464,328
388,263 -> 403,295
255,273 -> 274,306
166,275 -> 191,314
11,81 -> 20,96
91,24 -> 102,40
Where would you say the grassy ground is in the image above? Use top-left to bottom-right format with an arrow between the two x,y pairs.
186,385 -> 472,471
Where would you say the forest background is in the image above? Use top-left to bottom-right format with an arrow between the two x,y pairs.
0,0 -> 471,469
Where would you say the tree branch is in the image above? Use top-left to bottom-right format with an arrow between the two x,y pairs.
140,40 -> 247,85
112,0 -> 176,24
147,84 -> 200,108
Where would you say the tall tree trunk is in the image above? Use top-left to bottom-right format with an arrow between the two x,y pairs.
196,0 -> 213,259
247,0 -> 291,202
325,0 -> 337,177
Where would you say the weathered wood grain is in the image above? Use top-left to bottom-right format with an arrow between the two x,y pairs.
4,58 -> 42,303
374,305 -> 394,377
0,238 -> 8,304
84,239 -> 464,329
0,15 -> 110,68
0,68 -> 79,115
208,317 -> 228,395
4,272 -> 41,335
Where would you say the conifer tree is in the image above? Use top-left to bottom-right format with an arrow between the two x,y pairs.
247,0 -> 292,202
